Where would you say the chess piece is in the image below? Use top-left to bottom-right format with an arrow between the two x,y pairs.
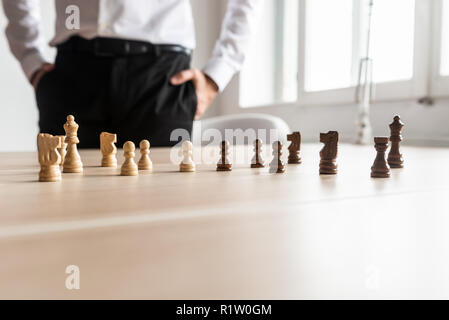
100,132 -> 117,167
387,115 -> 404,168
251,139 -> 265,168
371,137 -> 391,178
63,115 -> 83,173
121,141 -> 138,176
217,140 -> 232,171
138,140 -> 153,171
319,131 -> 338,175
287,132 -> 302,164
269,141 -> 285,173
180,141 -> 195,172
37,133 -> 62,182
56,135 -> 67,166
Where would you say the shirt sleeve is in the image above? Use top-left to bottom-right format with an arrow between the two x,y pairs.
2,0 -> 47,80
202,0 -> 261,92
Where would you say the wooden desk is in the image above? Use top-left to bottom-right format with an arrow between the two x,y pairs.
0,144 -> 448,299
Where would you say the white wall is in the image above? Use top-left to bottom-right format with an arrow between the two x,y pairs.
0,1 -> 56,152
0,0 -> 220,151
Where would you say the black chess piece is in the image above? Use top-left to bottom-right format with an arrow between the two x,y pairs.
319,131 -> 338,175
251,139 -> 265,168
217,140 -> 232,171
387,115 -> 404,168
287,132 -> 302,164
371,137 -> 391,178
269,141 -> 285,174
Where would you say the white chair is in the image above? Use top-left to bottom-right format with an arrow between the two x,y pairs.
192,113 -> 291,146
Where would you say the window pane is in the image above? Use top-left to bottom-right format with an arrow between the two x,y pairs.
370,0 -> 415,82
441,0 -> 449,76
304,0 -> 353,92
240,0 -> 298,108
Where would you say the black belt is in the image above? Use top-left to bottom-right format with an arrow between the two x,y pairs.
58,36 -> 192,57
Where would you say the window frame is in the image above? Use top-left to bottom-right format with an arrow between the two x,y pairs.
232,0 -> 446,110
431,0 -> 449,97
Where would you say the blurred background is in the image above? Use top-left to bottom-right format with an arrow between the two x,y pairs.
1,0 -> 448,151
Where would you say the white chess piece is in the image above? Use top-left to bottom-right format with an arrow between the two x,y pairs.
121,141 -> 138,176
179,141 -> 195,172
63,115 -> 83,173
138,140 -> 153,171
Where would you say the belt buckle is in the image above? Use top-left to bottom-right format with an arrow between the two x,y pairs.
93,39 -> 114,57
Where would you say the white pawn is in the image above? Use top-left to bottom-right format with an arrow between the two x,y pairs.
138,140 -> 153,171
179,141 -> 195,172
121,141 -> 138,176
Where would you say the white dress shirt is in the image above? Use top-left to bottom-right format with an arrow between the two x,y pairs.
2,0 -> 260,91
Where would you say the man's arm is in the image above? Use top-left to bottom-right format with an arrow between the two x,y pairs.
171,0 -> 260,119
202,0 -> 260,92
2,0 -> 47,82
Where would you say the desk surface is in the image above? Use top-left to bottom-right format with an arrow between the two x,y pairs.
0,144 -> 448,299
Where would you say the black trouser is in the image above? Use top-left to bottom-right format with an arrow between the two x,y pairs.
36,38 -> 197,148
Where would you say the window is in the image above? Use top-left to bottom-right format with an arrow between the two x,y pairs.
431,0 -> 449,97
239,0 -> 447,108
369,0 -> 415,83
239,0 -> 298,107
304,0 -> 353,92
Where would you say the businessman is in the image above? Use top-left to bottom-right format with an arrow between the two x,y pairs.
2,0 -> 259,147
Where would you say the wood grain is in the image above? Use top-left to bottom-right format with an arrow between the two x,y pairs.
0,144 -> 449,299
